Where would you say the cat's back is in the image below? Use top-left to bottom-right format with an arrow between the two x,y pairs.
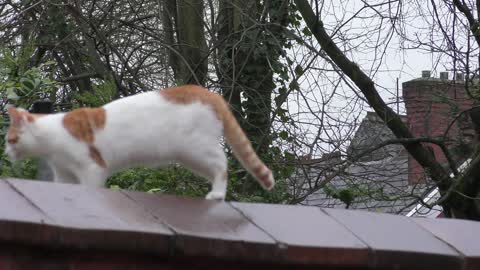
102,89 -> 164,111
104,85 -> 219,109
95,85 -> 225,169
99,85 -> 226,138
103,85 -> 225,120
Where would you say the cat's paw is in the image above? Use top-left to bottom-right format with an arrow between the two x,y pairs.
205,191 -> 226,200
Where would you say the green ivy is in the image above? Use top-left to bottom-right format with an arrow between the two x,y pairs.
107,160 -> 292,204
0,45 -> 57,180
0,46 -> 57,108
75,78 -> 116,107
324,182 -> 385,209
107,165 -> 210,197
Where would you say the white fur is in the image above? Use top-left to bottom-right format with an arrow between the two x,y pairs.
5,91 -> 229,199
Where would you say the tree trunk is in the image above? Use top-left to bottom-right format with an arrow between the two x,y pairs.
161,0 -> 181,81
176,0 -> 208,85
216,0 -> 278,156
217,0 -> 244,121
216,0 -> 291,193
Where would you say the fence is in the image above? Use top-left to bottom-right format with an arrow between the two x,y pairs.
0,178 -> 478,270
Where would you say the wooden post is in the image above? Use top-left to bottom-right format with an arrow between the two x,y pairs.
31,101 -> 54,181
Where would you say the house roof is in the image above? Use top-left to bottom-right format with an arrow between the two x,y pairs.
292,108 -> 473,217
291,112 -> 436,215
347,111 -> 407,162
0,178 -> 479,270
292,154 -> 435,215
406,159 -> 472,218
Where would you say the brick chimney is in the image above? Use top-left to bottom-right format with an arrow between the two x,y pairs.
402,71 -> 474,184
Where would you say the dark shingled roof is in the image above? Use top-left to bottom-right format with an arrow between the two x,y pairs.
291,154 -> 436,215
290,112 -> 438,215
298,156 -> 432,214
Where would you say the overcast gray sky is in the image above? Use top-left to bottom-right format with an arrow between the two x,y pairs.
280,1 -> 476,156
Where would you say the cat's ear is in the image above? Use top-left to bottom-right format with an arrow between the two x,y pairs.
7,106 -> 24,124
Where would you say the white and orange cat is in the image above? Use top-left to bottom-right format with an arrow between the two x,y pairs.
4,85 -> 274,200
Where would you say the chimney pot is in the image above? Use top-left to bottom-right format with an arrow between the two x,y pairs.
440,72 -> 449,80
421,70 -> 431,78
456,73 -> 465,81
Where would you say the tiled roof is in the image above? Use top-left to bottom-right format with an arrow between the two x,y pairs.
0,178 -> 479,270
347,111 -> 407,162
290,112 -> 437,215
292,154 -> 435,215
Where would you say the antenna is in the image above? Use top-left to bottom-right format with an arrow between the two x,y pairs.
396,77 -> 399,114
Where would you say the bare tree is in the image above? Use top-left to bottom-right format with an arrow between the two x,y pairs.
291,0 -> 480,219
3,0 -> 480,217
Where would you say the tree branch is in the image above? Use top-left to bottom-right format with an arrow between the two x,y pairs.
57,72 -> 101,83
452,0 -> 480,47
294,0 -> 452,192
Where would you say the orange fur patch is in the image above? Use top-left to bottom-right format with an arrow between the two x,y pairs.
6,129 -> 19,144
160,85 -> 223,111
6,108 -> 44,145
63,108 -> 107,167
89,145 -> 107,168
159,85 -> 235,131
253,165 -> 264,176
260,173 -> 273,189
253,165 -> 272,188
63,108 -> 106,143
27,113 -> 47,122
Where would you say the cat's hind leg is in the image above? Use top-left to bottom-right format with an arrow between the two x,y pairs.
205,170 -> 228,200
177,145 -> 228,200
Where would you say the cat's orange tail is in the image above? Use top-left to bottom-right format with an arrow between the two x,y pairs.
161,85 -> 274,190
216,100 -> 275,190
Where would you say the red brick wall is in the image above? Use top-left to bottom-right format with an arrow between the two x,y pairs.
402,79 -> 473,184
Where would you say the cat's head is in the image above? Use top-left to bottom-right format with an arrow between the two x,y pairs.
5,106 -> 39,161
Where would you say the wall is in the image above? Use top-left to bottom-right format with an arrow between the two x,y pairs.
402,75 -> 474,184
